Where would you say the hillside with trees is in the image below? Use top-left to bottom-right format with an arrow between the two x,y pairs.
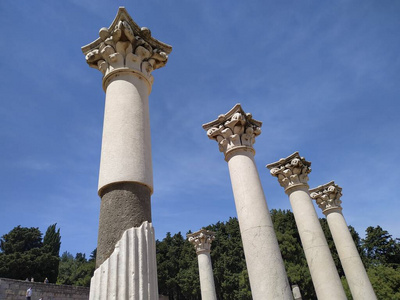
156,210 -> 400,300
0,212 -> 399,299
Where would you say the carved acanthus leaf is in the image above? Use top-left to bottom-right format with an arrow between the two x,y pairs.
187,229 -> 215,254
310,181 -> 343,213
82,7 -> 172,82
202,104 -> 262,158
267,152 -> 311,192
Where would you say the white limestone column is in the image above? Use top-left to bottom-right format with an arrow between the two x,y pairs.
310,181 -> 377,300
82,7 -> 172,299
203,104 -> 293,300
187,229 -> 217,300
267,152 -> 346,300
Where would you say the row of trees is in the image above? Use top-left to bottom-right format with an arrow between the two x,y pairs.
156,210 -> 400,300
1,212 -> 399,298
0,224 -> 96,287
0,224 -> 61,283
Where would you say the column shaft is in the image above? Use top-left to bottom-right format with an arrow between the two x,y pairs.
310,181 -> 377,300
326,211 -> 376,300
197,253 -> 217,300
99,73 -> 153,193
288,188 -> 346,299
228,151 -> 292,299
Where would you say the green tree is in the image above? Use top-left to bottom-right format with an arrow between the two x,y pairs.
0,226 -> 42,254
362,226 -> 400,267
43,223 -> 61,256
0,225 -> 60,282
57,251 -> 95,287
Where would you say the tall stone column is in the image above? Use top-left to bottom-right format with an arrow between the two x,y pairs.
203,104 -> 293,300
82,7 -> 172,299
187,229 -> 217,300
310,181 -> 377,300
267,152 -> 346,300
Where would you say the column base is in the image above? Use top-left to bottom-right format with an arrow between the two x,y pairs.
89,222 -> 158,300
97,182 -> 152,267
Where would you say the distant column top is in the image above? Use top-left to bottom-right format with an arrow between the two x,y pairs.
310,181 -> 343,215
81,7 -> 172,91
202,104 -> 262,161
267,152 -> 311,194
187,229 -> 216,254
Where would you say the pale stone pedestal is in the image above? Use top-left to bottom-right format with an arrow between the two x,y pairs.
187,229 -> 217,300
203,104 -> 293,300
310,182 -> 377,300
267,152 -> 346,300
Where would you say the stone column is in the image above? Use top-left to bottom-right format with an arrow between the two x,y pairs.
203,104 -> 293,300
310,181 -> 377,300
82,7 -> 172,299
187,229 -> 217,300
267,152 -> 346,300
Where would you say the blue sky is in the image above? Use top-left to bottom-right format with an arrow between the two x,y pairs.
0,1 -> 399,257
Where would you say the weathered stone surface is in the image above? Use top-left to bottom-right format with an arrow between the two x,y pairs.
90,222 -> 158,300
0,278 -> 89,300
203,103 -> 262,161
310,182 -> 377,300
188,229 -> 217,300
82,7 -> 172,91
267,151 -> 311,194
203,104 -> 292,300
268,153 -> 346,300
82,7 -> 171,299
97,182 -> 152,267
310,181 -> 342,213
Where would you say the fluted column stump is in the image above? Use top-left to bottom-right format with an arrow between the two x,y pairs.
187,229 -> 217,300
203,104 -> 293,300
310,181 -> 377,300
267,152 -> 346,300
82,7 -> 172,299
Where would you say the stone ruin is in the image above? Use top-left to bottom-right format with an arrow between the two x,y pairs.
82,7 -> 377,300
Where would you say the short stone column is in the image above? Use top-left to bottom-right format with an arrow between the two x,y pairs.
187,229 -> 217,300
82,7 -> 172,299
203,104 -> 293,300
267,152 -> 346,300
310,181 -> 377,300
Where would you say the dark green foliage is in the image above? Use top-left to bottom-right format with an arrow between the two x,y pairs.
362,226 -> 400,268
206,217 -> 250,300
43,223 -> 61,257
0,226 -> 42,254
157,212 -> 400,299
57,251 -> 95,287
0,225 -> 60,282
156,232 -> 200,299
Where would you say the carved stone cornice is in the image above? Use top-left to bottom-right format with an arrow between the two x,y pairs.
267,152 -> 311,193
82,7 -> 172,91
202,104 -> 262,161
187,229 -> 215,254
310,181 -> 343,215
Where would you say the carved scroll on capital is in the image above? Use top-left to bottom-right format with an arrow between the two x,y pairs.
202,104 -> 262,160
267,152 -> 311,193
82,7 -> 172,85
310,181 -> 343,214
187,229 -> 215,254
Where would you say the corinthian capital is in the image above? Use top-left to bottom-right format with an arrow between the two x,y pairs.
82,7 -> 172,88
187,229 -> 216,254
267,152 -> 311,193
310,181 -> 343,214
202,104 -> 262,160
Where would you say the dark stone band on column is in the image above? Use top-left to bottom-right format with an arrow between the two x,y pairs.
96,181 -> 152,267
